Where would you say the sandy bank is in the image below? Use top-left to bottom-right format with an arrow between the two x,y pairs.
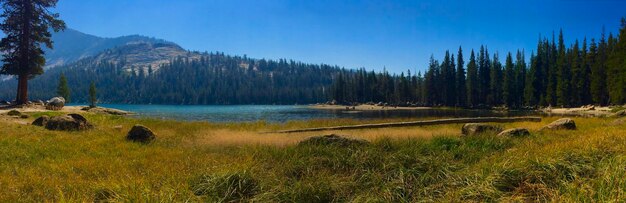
0,104 -> 132,116
541,106 -> 616,117
308,104 -> 435,111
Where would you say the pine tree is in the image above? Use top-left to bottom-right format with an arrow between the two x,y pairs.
591,30 -> 609,105
57,73 -> 70,103
490,52 -> 503,106
89,81 -> 97,107
580,38 -> 592,105
478,46 -> 491,105
515,50 -> 527,107
607,17 -> 626,104
546,34 -> 558,106
425,56 -> 440,106
0,0 -> 66,104
503,52 -> 515,107
466,50 -> 479,107
455,46 -> 466,107
524,51 -> 538,106
556,30 -> 571,107
588,39 -> 599,104
570,40 -> 582,106
440,51 -> 456,106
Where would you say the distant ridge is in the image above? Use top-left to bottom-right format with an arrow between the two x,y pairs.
43,28 -> 173,68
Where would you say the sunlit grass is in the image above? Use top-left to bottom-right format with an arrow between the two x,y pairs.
0,113 -> 624,202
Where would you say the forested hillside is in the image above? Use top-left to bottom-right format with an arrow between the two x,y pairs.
330,18 -> 626,108
0,48 -> 341,104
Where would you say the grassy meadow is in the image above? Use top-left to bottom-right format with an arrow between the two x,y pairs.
0,112 -> 625,202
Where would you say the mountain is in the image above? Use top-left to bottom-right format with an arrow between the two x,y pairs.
42,28 -> 172,68
0,29 -> 343,104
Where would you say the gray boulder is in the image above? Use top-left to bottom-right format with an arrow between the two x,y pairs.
126,125 -> 156,143
32,115 -> 50,126
497,128 -> 531,137
461,123 -> 503,136
45,114 -> 93,131
540,118 -> 576,131
46,97 -> 65,110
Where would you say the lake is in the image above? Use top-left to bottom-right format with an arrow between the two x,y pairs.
92,104 -> 539,123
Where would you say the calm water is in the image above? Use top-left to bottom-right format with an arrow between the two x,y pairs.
92,104 -> 539,123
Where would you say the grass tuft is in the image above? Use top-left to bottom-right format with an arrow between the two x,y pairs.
190,170 -> 259,202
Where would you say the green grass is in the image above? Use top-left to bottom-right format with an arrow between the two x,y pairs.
0,113 -> 624,202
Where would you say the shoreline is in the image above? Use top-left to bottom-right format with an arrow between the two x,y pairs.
0,104 -> 132,115
308,104 -> 438,111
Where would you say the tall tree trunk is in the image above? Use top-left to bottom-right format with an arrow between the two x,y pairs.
16,74 -> 28,104
15,77 -> 21,102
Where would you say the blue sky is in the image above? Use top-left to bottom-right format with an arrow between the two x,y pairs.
56,0 -> 626,73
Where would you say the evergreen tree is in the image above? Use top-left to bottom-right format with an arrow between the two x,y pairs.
89,81 -> 97,107
455,46 -> 466,107
524,51 -> 538,106
478,46 -> 491,105
591,30 -> 609,105
57,73 -> 70,102
570,40 -> 582,106
466,50 -> 479,107
425,56 -> 440,106
607,17 -> 626,104
515,50 -> 527,107
0,0 -> 66,104
489,52 -> 503,106
588,39 -> 599,104
440,51 -> 456,106
546,34 -> 558,106
556,30 -> 571,106
503,53 -> 515,107
580,38 -> 592,105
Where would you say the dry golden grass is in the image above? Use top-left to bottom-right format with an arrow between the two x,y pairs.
0,112 -> 624,202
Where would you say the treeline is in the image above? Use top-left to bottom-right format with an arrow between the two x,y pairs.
0,52 -> 341,104
331,18 -> 626,108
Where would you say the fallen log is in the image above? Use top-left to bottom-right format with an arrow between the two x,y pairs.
266,117 -> 542,134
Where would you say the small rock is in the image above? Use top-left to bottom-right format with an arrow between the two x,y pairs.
7,110 -> 21,116
540,118 -> 576,131
126,125 -> 156,143
299,134 -> 369,147
113,125 -> 123,130
497,128 -> 531,137
461,123 -> 503,136
19,114 -> 29,119
32,115 -> 50,126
